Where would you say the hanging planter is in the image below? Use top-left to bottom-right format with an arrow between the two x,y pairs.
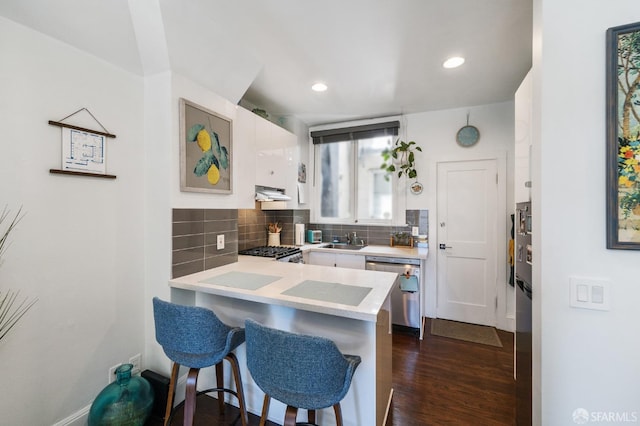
381,139 -> 422,181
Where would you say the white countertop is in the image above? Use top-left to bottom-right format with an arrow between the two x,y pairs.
169,256 -> 399,322
302,243 -> 429,260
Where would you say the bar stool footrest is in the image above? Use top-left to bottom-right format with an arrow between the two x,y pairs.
167,387 -> 242,426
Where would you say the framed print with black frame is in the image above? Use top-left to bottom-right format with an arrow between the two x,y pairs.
606,21 -> 640,249
179,98 -> 232,194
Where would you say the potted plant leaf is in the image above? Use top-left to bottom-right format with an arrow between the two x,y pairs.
381,139 -> 422,180
0,206 -> 37,343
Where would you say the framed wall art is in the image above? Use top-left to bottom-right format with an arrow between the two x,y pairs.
180,98 -> 232,194
606,21 -> 640,249
48,107 -> 117,179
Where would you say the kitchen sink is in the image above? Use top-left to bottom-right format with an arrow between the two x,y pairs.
323,243 -> 367,250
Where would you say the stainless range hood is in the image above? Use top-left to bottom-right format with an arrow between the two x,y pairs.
255,185 -> 291,209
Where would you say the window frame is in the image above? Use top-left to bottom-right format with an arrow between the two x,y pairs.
309,118 -> 407,226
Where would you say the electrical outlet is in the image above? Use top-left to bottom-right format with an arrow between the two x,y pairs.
108,363 -> 121,384
129,353 -> 142,375
217,234 -> 225,250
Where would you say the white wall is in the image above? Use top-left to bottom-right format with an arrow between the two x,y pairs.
142,72 -> 255,381
15,2 -> 640,423
0,17 -> 304,422
403,102 -> 516,330
533,1 -> 640,424
142,72 -> 308,377
170,73 -> 256,210
0,17 -> 146,425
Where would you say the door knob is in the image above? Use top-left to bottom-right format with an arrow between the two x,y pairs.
440,222 -> 446,227
439,243 -> 452,249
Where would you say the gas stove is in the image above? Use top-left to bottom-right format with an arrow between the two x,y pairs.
238,246 -> 303,262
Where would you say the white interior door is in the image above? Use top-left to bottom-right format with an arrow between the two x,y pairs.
436,159 -> 498,326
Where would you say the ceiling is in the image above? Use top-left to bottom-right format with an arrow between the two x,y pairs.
0,0 -> 532,127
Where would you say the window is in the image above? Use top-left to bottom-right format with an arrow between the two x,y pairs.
311,121 -> 400,224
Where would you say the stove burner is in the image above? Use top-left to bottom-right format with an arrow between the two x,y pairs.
239,246 -> 301,260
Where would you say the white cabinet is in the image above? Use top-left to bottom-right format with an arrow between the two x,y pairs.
514,70 -> 532,203
255,114 -> 298,201
234,107 -> 258,208
306,251 -> 365,269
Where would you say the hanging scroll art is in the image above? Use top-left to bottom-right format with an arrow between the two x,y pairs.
48,108 -> 116,179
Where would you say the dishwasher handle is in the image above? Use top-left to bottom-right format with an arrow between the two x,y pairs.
364,256 -> 420,266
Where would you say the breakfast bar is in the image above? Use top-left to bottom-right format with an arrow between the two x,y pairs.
168,256 -> 398,426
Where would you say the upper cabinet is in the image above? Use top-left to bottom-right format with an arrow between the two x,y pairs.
234,107 -> 258,209
514,70 -> 532,203
254,114 -> 299,204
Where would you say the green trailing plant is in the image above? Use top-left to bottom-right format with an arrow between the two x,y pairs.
0,205 -> 37,343
381,139 -> 422,180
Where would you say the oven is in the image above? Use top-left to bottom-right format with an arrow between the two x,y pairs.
238,246 -> 304,263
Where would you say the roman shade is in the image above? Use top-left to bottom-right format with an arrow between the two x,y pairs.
310,121 -> 399,144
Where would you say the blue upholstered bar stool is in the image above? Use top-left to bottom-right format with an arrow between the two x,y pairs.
245,319 -> 361,426
152,297 -> 248,426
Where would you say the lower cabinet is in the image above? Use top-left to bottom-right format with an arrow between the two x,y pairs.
306,251 -> 365,269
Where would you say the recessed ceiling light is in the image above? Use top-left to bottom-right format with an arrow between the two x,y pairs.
311,82 -> 328,92
443,57 -> 465,69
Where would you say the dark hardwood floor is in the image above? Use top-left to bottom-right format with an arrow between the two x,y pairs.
389,319 -> 515,425
148,318 -> 515,426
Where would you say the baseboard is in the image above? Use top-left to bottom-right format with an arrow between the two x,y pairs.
383,387 -> 394,426
51,372 -> 188,426
51,405 -> 90,426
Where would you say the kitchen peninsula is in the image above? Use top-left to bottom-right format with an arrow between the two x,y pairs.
168,256 -> 398,426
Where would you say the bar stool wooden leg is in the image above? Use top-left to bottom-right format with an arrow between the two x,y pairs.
308,409 -> 316,424
215,362 -> 225,413
259,394 -> 271,426
284,405 -> 298,426
333,403 -> 344,426
164,362 -> 180,426
184,368 -> 200,426
226,353 -> 248,426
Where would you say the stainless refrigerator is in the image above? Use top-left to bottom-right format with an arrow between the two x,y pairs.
515,201 -> 532,425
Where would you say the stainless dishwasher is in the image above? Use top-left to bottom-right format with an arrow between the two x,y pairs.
365,256 -> 421,331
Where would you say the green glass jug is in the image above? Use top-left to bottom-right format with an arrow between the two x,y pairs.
88,363 -> 154,426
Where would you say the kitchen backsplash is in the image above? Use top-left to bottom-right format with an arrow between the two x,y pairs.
238,207 -> 310,250
172,209 -> 238,278
307,210 -> 428,245
172,207 -> 428,277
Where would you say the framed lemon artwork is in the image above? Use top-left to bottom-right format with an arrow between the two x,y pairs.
180,98 -> 233,194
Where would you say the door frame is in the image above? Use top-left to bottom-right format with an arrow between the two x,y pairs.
433,153 -> 511,331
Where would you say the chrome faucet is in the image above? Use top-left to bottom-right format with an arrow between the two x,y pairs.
346,231 -> 364,246
346,232 -> 355,245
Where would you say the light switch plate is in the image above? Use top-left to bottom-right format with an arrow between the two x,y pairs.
217,234 -> 225,250
570,277 -> 610,311
576,284 -> 589,302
